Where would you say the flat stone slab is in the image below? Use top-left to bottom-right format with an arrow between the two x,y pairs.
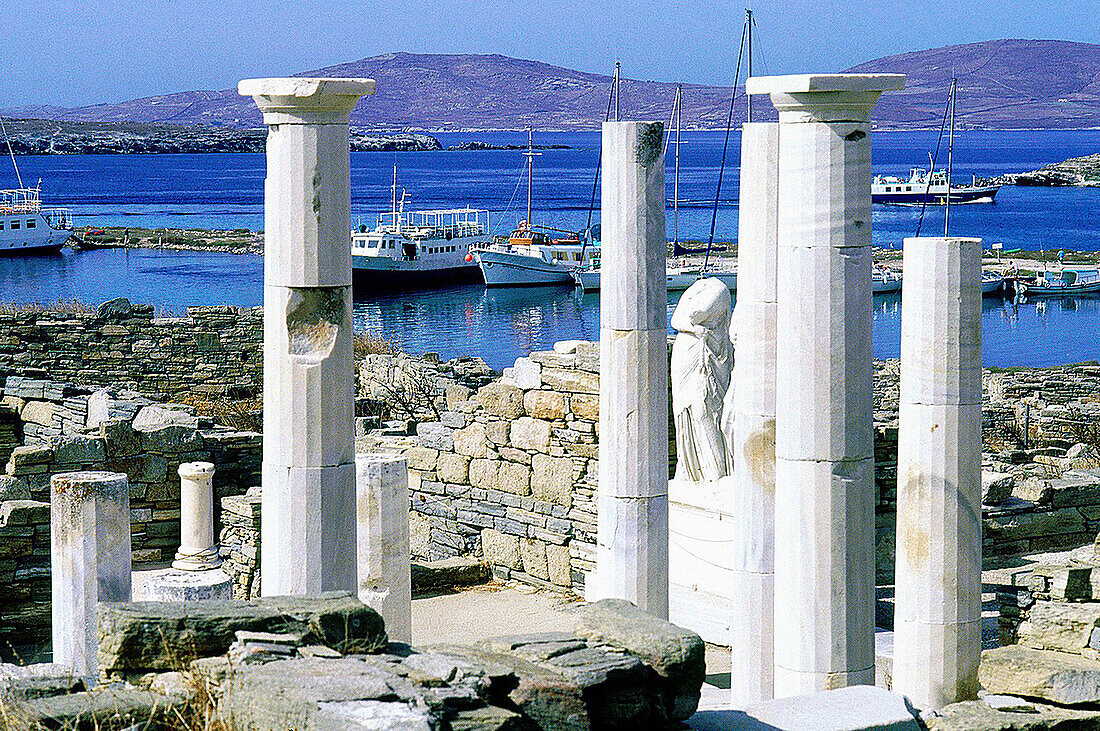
980,645 -> 1100,705
925,698 -> 1100,730
719,685 -> 920,730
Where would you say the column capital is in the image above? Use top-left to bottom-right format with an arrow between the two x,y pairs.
746,73 -> 905,123
238,77 -> 376,125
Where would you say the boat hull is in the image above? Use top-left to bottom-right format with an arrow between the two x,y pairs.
1018,281 -> 1100,297
872,186 -> 1000,205
352,257 -> 481,288
476,249 -> 576,287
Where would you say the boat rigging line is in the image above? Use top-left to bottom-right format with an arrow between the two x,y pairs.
914,79 -> 956,238
580,67 -> 618,260
0,117 -> 25,189
705,9 -> 750,272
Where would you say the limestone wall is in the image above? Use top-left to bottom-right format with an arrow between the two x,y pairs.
0,300 -> 262,402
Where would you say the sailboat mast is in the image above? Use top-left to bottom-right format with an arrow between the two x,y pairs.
945,77 -> 956,237
746,9 -> 754,122
674,85 -> 682,249
526,126 -> 533,226
391,163 -> 397,216
614,62 -> 621,121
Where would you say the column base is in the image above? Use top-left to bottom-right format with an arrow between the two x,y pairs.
172,546 -> 223,571
133,567 -> 233,602
892,618 -> 981,710
774,664 -> 875,698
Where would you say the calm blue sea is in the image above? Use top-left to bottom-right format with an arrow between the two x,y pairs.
2,129 -> 1099,369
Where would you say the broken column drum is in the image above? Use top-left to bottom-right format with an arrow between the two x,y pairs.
173,461 -> 221,570
728,121 -> 779,707
51,471 -> 132,682
748,73 -> 905,696
356,453 -> 412,644
892,236 -> 983,710
239,77 -> 376,596
592,120 -> 670,619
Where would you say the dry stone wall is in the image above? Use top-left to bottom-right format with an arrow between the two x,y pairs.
0,299 -> 262,402
0,373 -> 260,655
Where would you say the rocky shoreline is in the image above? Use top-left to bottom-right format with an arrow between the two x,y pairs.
980,151 -> 1100,187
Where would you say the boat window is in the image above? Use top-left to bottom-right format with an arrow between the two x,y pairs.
26,219 -> 35,228
906,186 -> 912,191
10,221 -> 18,230
0,222 -> 4,230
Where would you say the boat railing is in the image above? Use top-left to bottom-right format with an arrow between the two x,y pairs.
0,187 -> 43,215
42,208 -> 74,230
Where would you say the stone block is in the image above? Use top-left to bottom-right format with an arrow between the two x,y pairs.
531,454 -> 574,507
404,446 -> 437,472
498,461 -> 531,496
481,528 -> 522,570
510,417 -> 552,451
409,510 -> 431,559
524,390 -> 569,421
469,459 -> 499,492
49,434 -> 106,465
511,357 -> 542,390
476,382 -> 525,419
731,684 -> 919,730
454,422 -> 489,457
520,538 -> 549,580
541,368 -> 599,394
100,593 -> 383,672
20,401 -> 57,427
132,404 -> 199,431
437,453 -> 471,484
546,543 -> 571,587
979,645 -> 1100,706
981,471 -> 1015,505
570,393 -> 599,421
485,421 -> 510,445
356,454 -> 411,644
0,499 -> 49,527
1017,601 -> 1100,655
417,422 -> 454,451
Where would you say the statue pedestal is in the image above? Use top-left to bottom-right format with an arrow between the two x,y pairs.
669,476 -> 736,645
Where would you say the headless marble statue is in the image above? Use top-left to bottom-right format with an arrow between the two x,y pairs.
670,278 -> 733,482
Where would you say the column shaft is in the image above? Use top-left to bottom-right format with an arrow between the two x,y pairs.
593,120 -> 669,618
729,121 -> 779,706
174,461 -> 220,570
893,236 -> 983,709
240,77 -> 374,596
749,73 -> 904,697
356,454 -> 412,644
51,471 -> 131,683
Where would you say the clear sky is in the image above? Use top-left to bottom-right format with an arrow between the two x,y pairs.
4,0 -> 1096,108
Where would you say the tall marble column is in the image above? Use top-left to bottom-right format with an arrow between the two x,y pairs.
173,461 -> 221,570
592,120 -> 669,619
729,121 -> 779,706
748,74 -> 905,696
239,77 -> 375,596
51,471 -> 131,683
356,454 -> 412,644
893,236 -> 983,709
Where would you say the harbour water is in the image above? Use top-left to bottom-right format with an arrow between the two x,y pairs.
2,129 -> 1099,369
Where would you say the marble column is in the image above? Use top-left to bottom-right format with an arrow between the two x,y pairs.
239,77 -> 375,596
592,120 -> 669,619
173,461 -> 221,570
748,74 -> 905,696
893,237 -> 983,709
356,454 -> 412,644
729,121 -> 779,707
51,471 -> 131,683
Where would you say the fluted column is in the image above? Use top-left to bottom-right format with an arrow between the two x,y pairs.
893,236 -> 983,709
748,73 -> 905,696
729,121 -> 779,706
240,77 -> 375,595
592,121 -> 669,618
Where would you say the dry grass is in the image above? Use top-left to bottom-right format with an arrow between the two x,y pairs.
354,332 -> 401,359
176,394 -> 262,433
0,300 -> 97,316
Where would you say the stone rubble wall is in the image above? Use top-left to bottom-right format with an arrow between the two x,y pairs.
0,373 -> 261,654
0,300 -> 262,403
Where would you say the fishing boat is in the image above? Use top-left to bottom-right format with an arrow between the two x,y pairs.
474,129 -> 595,287
872,267 -> 903,294
1017,268 -> 1100,297
872,168 -> 1000,205
352,167 -> 489,286
982,272 -> 1005,296
0,185 -> 74,254
573,261 -> 737,292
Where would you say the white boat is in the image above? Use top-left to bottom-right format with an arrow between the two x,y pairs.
352,206 -> 488,287
573,263 -> 737,292
474,129 -> 596,287
872,267 -> 903,294
1018,268 -> 1100,297
475,225 -> 595,287
0,186 -> 74,254
982,272 -> 1005,296
872,169 -> 1000,205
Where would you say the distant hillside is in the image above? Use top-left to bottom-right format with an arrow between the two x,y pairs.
6,40 -> 1100,130
846,39 -> 1100,129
